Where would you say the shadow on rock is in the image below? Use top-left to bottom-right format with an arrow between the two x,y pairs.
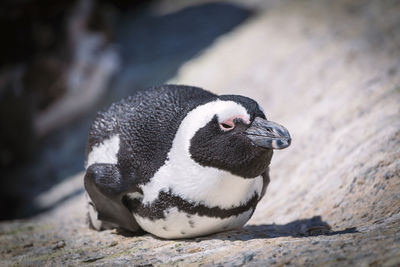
113,2 -> 253,97
196,216 -> 358,241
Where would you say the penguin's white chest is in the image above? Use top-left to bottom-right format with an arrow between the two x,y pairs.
134,206 -> 255,239
132,165 -> 263,239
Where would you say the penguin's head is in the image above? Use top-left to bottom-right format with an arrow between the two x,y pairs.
186,95 -> 291,178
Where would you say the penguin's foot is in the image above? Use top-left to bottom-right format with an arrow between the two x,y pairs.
86,202 -> 118,231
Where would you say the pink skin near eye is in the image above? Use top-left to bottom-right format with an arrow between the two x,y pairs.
219,115 -> 250,131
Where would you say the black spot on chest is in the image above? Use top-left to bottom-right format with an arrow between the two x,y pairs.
127,189 -> 259,220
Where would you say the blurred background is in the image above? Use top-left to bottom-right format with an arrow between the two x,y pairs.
0,0 -> 399,226
0,0 -> 255,220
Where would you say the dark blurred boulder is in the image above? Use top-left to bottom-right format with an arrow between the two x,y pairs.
0,0 -> 121,167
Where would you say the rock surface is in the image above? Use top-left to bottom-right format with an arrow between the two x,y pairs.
1,0 -> 400,266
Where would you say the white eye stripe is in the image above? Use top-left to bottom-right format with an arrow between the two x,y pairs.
220,115 -> 250,124
176,100 -> 250,144
214,103 -> 250,123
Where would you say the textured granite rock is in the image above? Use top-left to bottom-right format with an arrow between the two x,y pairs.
1,0 -> 400,266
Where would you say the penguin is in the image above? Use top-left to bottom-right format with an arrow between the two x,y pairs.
84,84 -> 291,239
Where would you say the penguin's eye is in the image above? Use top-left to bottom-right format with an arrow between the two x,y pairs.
219,115 -> 250,132
219,121 -> 234,131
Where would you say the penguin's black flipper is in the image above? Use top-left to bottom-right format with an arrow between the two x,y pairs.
84,163 -> 139,232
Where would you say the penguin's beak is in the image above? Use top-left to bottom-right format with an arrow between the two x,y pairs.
245,117 -> 291,149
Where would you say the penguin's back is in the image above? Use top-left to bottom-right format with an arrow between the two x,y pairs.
86,85 -> 216,183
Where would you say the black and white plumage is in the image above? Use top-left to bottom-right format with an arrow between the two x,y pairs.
84,84 -> 291,239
